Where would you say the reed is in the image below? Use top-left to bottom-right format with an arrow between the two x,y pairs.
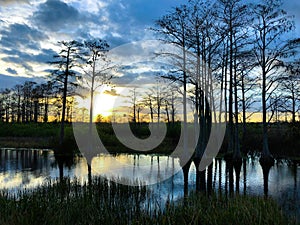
0,177 -> 295,225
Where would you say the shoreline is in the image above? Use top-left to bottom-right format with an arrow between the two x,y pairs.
0,143 -> 299,161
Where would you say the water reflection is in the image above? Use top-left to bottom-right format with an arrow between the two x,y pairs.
0,148 -> 299,221
0,149 -> 53,189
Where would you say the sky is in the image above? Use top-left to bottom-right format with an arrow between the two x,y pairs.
0,0 -> 182,87
0,0 -> 299,90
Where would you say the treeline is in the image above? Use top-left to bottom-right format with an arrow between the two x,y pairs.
0,81 -> 74,123
0,37 -> 115,152
124,83 -> 180,124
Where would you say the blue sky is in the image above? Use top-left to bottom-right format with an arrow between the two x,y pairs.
0,0 -> 299,89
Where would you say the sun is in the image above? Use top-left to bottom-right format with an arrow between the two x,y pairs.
93,93 -> 116,118
75,87 -> 127,122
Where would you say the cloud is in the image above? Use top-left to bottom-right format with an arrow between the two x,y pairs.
0,21 -> 57,77
113,71 -> 158,89
6,68 -> 17,75
2,56 -> 33,72
0,0 -> 30,5
32,0 -> 82,32
1,47 -> 56,76
103,32 -> 127,48
1,0 -> 297,91
0,0 -> 207,88
6,68 -> 18,75
104,89 -> 120,96
30,0 -> 115,42
0,23 -> 47,50
0,74 -> 42,89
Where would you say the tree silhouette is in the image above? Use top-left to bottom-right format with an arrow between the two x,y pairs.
50,40 -> 83,150
251,0 -> 300,162
80,39 -> 113,132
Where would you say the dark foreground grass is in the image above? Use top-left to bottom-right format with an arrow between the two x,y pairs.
0,177 -> 296,225
159,193 -> 297,225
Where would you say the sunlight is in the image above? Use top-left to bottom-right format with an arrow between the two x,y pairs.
74,85 -> 133,122
93,92 -> 118,118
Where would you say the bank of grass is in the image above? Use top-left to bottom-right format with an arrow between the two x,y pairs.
0,122 -> 59,148
0,122 -> 181,154
0,122 -> 60,137
0,121 -> 299,157
0,177 -> 295,225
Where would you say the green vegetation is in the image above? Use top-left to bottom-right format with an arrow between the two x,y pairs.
158,193 -> 296,225
0,122 -> 59,137
0,122 -> 181,155
0,122 -> 76,152
239,122 -> 300,158
0,122 -> 299,158
0,177 -> 295,225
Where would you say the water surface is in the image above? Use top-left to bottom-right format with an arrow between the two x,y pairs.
0,148 -> 299,221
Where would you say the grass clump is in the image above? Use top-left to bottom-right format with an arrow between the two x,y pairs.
156,193 -> 296,225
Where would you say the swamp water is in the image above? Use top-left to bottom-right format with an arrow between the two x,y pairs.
0,148 -> 299,221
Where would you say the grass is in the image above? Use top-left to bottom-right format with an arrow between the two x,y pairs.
0,122 -> 59,149
0,177 -> 150,225
0,122 -> 60,137
158,193 -> 297,225
0,121 -> 299,158
0,177 -> 296,225
0,122 -> 181,154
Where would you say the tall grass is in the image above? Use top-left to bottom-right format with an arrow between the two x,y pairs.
0,177 -> 295,225
0,177 -> 150,225
154,193 -> 296,225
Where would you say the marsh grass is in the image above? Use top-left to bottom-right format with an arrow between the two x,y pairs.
156,193 -> 297,225
1,122 -> 299,157
0,177 -> 150,225
0,177 -> 296,225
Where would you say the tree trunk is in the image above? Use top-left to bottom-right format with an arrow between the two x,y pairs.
150,99 -> 154,123
260,16 -> 273,164
89,64 -> 95,136
59,48 -> 70,148
233,40 -> 241,160
261,31 -> 272,161
165,103 -> 170,124
34,99 -> 38,123
17,93 -> 21,123
228,12 -> 234,154
292,88 -> 296,124
241,73 -> 247,151
44,98 -> 48,123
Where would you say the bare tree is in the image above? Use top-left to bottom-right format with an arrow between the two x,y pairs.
278,61 -> 300,123
128,88 -> 138,123
80,39 -> 114,132
251,0 -> 300,161
154,4 -> 191,163
40,81 -> 54,123
50,40 -> 83,149
142,92 -> 154,123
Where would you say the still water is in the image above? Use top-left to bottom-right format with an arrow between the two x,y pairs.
0,148 -> 299,220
